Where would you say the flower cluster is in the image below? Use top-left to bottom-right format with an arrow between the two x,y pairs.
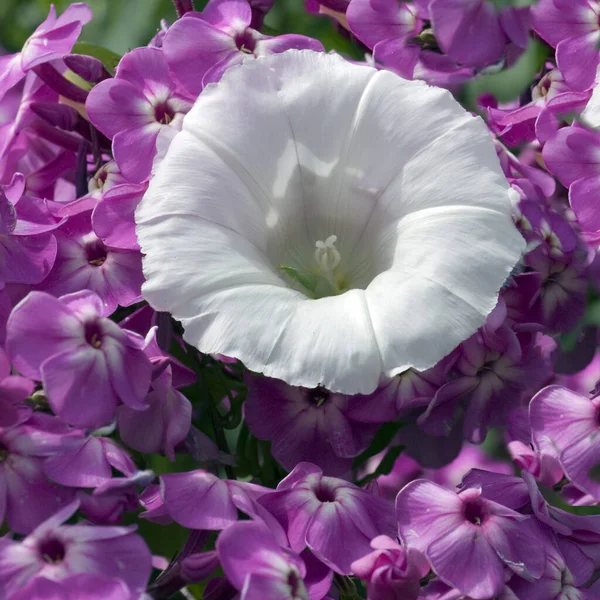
2,0 -> 600,598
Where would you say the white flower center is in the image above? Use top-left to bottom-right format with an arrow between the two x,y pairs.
314,234 -> 341,273
314,234 -> 345,296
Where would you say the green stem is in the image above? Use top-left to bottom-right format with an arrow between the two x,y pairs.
193,353 -> 235,480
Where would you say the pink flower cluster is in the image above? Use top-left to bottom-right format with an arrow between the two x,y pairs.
2,0 -> 600,598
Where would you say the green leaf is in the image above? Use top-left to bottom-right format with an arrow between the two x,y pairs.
356,445 -> 404,487
352,421 -> 405,469
72,41 -> 122,75
487,0 -> 539,7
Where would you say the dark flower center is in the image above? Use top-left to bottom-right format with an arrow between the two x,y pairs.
287,568 -> 307,599
0,442 -> 8,463
314,483 -> 336,503
154,102 -> 176,125
463,500 -> 486,526
235,30 -> 256,54
84,321 -> 103,349
85,238 -> 108,267
309,387 -> 329,407
39,537 -> 66,564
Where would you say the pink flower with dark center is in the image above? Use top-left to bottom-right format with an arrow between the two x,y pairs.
86,47 -> 193,183
259,463 -> 396,574
396,480 -> 546,599
39,210 -> 144,314
0,501 -> 151,598
244,373 -> 378,476
7,290 -> 152,428
162,0 -> 324,97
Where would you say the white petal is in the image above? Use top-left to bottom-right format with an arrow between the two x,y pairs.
365,205 -> 524,375
137,50 -> 525,394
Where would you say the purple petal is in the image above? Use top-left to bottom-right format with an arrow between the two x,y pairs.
92,185 -> 142,250
86,78 -> 151,139
200,0 -> 252,30
161,470 -> 238,529
429,0 -> 505,67
41,347 -> 118,428
306,501 -> 372,574
532,0 -> 597,46
114,47 -> 173,99
427,523 -> 504,600
163,17 -> 236,96
217,520 -> 302,591
543,126 -> 600,187
557,32 -> 600,91
0,233 -> 57,285
483,517 -> 545,581
43,437 -> 112,487
112,125 -> 160,184
4,456 -> 75,534
103,338 -> 151,410
373,38 -> 420,80
570,175 -> 600,236
530,386 -> 597,455
6,291 -> 81,380
346,0 -> 420,49
21,3 -> 93,71
396,480 -> 463,553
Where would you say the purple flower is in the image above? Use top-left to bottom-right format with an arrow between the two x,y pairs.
419,318 -> 553,444
532,0 -> 600,91
259,463 -> 396,574
38,210 -> 144,314
0,346 -> 33,427
217,521 -> 332,599
530,385 -> 600,501
244,374 -> 378,476
0,412 -> 76,534
0,3 -> 92,102
162,0 -> 324,97
351,535 -> 429,600
429,0 -> 530,68
86,47 -> 193,183
0,173 -> 61,286
396,480 -> 545,599
6,290 -> 152,428
0,501 -> 152,598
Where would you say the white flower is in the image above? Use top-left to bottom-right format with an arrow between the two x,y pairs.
136,50 -> 525,394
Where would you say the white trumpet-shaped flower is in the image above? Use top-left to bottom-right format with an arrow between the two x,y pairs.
136,50 -> 525,394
